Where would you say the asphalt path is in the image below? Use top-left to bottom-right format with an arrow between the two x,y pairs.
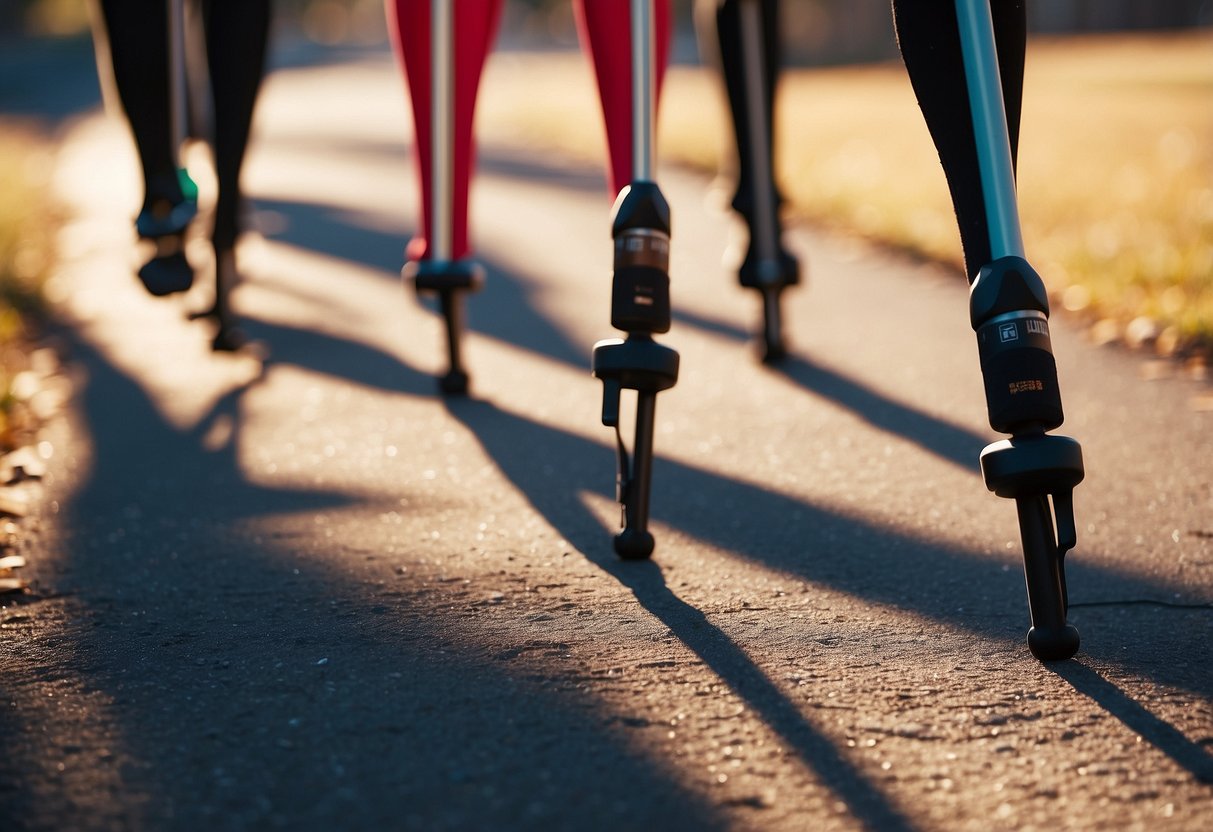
2,40 -> 1212,831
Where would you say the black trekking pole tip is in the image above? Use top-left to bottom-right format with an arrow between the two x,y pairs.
614,528 -> 655,560
439,369 -> 469,396
1027,624 -> 1080,662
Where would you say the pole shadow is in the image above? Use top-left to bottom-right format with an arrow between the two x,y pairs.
252,195 -> 591,371
605,558 -> 917,831
1050,661 -> 1213,785
672,305 -> 988,473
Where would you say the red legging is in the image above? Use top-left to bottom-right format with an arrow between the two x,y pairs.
574,0 -> 672,196
387,0 -> 503,262
386,0 -> 671,262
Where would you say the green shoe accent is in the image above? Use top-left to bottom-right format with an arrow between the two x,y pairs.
177,167 -> 199,203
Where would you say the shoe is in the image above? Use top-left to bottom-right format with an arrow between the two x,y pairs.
136,196 -> 198,239
135,168 -> 199,239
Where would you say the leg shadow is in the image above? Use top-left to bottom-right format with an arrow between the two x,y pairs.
253,195 -> 590,371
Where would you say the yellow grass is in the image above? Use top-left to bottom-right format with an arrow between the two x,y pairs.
478,29 -> 1213,355
0,126 -> 56,452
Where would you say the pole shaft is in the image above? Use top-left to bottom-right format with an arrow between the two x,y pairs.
739,0 -> 776,261
954,0 -> 1025,260
168,0 -> 187,163
1016,495 -> 1066,631
431,0 -> 454,260
627,391 -> 657,534
630,0 -> 655,182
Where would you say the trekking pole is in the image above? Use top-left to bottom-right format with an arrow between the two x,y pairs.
403,0 -> 484,395
722,0 -> 799,361
167,0 -> 202,222
169,0 -> 187,165
956,0 -> 1085,661
592,0 -> 680,559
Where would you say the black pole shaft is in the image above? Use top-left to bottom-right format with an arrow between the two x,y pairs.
762,286 -> 782,348
737,0 -> 778,263
625,391 -> 658,536
1015,494 -> 1066,632
440,290 -> 465,377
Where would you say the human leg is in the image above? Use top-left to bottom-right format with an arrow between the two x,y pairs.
387,0 -> 503,262
712,0 -> 799,360
195,0 -> 271,350
895,0 -> 1084,660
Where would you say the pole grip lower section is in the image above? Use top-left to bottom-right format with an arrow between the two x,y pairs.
976,311 -> 1063,434
610,182 -> 672,334
970,257 -> 1063,434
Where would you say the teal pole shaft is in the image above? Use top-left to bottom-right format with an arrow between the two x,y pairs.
954,0 -> 1025,261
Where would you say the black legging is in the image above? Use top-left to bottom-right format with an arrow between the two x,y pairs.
714,0 -> 783,223
893,0 -> 1026,282
96,0 -> 271,251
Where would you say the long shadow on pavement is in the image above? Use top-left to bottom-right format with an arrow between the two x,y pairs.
1051,662 -> 1213,785
672,306 -> 988,474
254,191 -> 986,479
254,195 -> 592,371
606,559 -> 917,831
445,389 -> 1213,776
18,289 -> 1208,830
1,325 -> 730,830
247,181 -> 1213,707
446,395 -> 920,830
240,146 -> 1213,790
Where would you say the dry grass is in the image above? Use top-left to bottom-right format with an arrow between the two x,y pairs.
478,29 -> 1213,356
0,125 -> 57,452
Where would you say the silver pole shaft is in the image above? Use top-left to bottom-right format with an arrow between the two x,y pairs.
630,0 -> 655,182
739,0 -> 776,261
954,0 -> 1025,260
431,0 -> 454,261
168,0 -> 187,164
